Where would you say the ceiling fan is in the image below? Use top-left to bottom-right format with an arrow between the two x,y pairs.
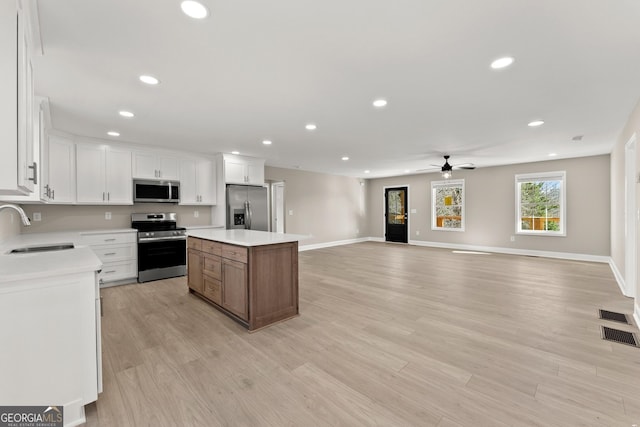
418,155 -> 475,178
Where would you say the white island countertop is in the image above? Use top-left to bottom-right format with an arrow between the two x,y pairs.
187,229 -> 308,247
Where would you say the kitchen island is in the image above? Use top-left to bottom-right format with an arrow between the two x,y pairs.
186,229 -> 306,331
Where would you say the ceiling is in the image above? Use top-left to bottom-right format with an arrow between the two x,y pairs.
33,0 -> 640,178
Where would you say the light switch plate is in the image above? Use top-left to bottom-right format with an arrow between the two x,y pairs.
410,209 -> 417,214
194,210 -> 199,218
289,210 -> 294,216
105,212 -> 112,220
33,212 -> 41,221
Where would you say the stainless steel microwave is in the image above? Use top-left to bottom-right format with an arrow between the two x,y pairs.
133,179 -> 180,203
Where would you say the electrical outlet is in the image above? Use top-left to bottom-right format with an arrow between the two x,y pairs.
105,212 -> 112,220
510,235 -> 515,242
416,230 -> 420,236
33,212 -> 41,221
194,210 -> 199,218
289,210 -> 294,216
411,209 -> 417,214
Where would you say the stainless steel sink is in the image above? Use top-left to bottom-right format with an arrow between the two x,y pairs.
9,243 -> 75,254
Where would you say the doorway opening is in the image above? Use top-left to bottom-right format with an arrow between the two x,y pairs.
271,181 -> 285,233
384,186 -> 408,243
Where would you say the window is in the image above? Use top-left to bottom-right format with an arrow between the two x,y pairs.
431,179 -> 464,231
515,171 -> 566,236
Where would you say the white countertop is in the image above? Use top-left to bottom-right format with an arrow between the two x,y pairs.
187,229 -> 308,247
0,229 -> 135,284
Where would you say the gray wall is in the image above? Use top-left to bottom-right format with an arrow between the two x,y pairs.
18,203 -> 211,234
0,211 -> 20,240
610,96 -> 640,312
366,155 -> 610,256
265,166 -> 366,246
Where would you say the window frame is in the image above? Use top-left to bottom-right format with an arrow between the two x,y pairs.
431,179 -> 465,232
515,171 -> 566,237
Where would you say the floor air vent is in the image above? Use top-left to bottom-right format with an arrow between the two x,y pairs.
598,309 -> 629,324
601,326 -> 639,348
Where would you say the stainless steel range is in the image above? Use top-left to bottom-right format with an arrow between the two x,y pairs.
132,213 -> 187,283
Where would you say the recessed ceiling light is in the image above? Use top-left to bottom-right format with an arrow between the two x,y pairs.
107,131 -> 120,137
548,153 -> 558,157
305,123 -> 317,131
181,1 -> 208,19
119,110 -> 134,118
262,140 -> 272,145
372,99 -> 387,108
364,170 -> 370,174
528,120 -> 545,127
341,156 -> 349,161
139,75 -> 159,85
491,56 -> 514,69
231,151 -> 240,155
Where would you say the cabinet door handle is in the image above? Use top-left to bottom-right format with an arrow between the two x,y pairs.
104,238 -> 116,242
51,189 -> 55,200
28,162 -> 37,184
104,252 -> 116,256
107,192 -> 110,201
104,270 -> 116,274
102,192 -> 105,201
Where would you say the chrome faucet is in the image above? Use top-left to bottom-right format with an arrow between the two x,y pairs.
0,204 -> 31,226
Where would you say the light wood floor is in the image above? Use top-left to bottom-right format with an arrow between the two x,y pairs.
86,242 -> 640,426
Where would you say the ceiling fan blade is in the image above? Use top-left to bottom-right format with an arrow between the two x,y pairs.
456,166 -> 476,170
416,167 -> 439,172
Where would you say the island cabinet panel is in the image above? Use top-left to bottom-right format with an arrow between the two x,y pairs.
249,243 -> 298,330
187,249 -> 204,294
186,236 -> 299,331
221,258 -> 248,320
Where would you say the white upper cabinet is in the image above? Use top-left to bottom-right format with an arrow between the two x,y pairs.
223,154 -> 264,186
77,144 -> 132,205
43,134 -> 75,204
179,158 -> 216,205
133,151 -> 179,180
0,0 -> 39,195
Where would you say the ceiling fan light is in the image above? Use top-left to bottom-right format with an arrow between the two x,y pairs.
442,170 -> 452,179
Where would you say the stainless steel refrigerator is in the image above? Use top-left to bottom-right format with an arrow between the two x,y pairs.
226,184 -> 269,231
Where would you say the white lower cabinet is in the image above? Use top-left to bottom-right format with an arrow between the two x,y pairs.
81,231 -> 137,285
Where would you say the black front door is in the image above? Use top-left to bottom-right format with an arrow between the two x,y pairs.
385,187 -> 408,243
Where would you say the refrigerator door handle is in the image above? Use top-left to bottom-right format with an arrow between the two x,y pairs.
247,200 -> 253,229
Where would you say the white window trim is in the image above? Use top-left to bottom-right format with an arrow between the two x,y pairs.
515,171 -> 566,237
431,179 -> 465,232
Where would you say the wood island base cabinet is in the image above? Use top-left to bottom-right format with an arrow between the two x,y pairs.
187,236 -> 299,331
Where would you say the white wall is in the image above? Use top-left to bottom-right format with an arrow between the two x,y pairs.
366,155 -> 610,257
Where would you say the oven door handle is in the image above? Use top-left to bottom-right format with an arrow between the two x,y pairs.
138,236 -> 187,243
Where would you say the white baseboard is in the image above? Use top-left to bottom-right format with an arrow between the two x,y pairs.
608,258 -> 630,297
406,239 -> 610,263
299,237 -> 370,252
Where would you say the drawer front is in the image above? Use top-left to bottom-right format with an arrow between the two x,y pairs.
187,237 -> 202,251
82,232 -> 136,246
202,240 -> 222,256
203,276 -> 222,304
92,244 -> 136,263
203,254 -> 222,280
99,260 -> 137,283
221,244 -> 248,263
